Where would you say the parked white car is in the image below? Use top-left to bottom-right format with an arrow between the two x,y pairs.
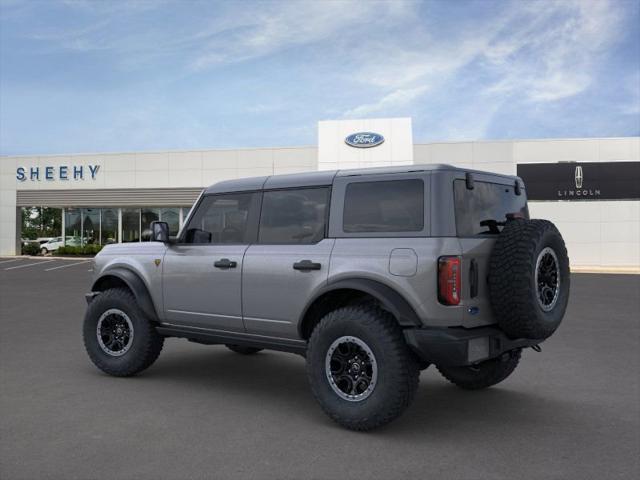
40,237 -> 64,255
40,237 -> 81,255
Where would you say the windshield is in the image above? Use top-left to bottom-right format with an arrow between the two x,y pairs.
454,179 -> 529,236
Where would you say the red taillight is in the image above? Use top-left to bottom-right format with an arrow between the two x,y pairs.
438,256 -> 461,306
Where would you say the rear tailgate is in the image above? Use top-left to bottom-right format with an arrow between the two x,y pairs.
458,237 -> 497,327
453,174 -> 529,328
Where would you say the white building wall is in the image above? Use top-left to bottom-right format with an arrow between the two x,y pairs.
318,117 -> 413,170
515,137 -> 640,270
414,137 -> 640,270
6,147 -> 318,194
0,147 -> 317,256
1,133 -> 638,269
0,158 -> 18,256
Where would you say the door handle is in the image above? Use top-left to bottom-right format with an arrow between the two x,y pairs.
214,258 -> 237,269
469,259 -> 478,298
293,260 -> 321,271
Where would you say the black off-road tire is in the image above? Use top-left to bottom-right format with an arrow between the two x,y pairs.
225,344 -> 263,355
306,305 -> 420,431
489,219 -> 570,340
437,349 -> 522,390
83,288 -> 164,377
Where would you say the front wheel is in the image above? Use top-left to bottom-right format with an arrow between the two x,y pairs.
436,349 -> 522,390
83,288 -> 164,377
306,305 -> 419,431
40,248 -> 48,256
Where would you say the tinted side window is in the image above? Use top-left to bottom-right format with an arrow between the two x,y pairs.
343,179 -> 424,233
259,188 -> 329,244
454,180 -> 529,236
183,193 -> 258,244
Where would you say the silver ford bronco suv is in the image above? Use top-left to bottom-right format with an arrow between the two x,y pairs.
83,165 -> 570,431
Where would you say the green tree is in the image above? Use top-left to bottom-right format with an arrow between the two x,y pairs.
21,207 -> 62,239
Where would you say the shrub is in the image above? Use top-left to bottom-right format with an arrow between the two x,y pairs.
22,242 -> 41,256
55,244 -> 103,256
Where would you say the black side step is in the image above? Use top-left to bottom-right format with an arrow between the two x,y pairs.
156,325 -> 307,356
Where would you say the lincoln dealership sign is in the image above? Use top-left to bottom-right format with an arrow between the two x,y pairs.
517,162 -> 640,200
345,132 -> 385,148
16,164 -> 100,182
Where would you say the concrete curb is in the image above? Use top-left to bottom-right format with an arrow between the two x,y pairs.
0,255 -> 95,261
571,266 -> 640,275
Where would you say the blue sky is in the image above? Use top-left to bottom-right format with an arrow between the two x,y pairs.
1,0 -> 639,155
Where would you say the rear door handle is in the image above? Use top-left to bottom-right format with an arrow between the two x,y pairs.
214,258 -> 237,269
293,260 -> 321,271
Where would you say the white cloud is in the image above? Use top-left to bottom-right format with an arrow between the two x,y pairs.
343,85 -> 428,118
342,0 -> 626,131
190,1 -> 414,70
3,0 -> 634,149
619,72 -> 640,116
483,0 -> 623,103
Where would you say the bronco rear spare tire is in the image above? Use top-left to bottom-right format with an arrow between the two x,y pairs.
488,219 -> 570,340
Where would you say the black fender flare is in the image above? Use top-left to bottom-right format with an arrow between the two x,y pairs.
298,278 -> 422,337
91,267 -> 158,321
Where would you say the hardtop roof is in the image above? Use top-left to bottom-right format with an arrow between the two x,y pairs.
204,163 -> 518,194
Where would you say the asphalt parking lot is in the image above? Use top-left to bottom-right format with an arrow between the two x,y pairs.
0,257 -> 638,480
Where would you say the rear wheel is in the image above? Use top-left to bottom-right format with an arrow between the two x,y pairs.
437,349 -> 521,390
225,344 -> 263,355
83,288 -> 164,377
306,305 -> 419,431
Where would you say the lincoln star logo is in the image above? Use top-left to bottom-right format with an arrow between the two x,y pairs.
558,164 -> 600,198
345,132 -> 385,148
575,166 -> 583,189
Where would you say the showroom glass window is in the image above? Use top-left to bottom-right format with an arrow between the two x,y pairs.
161,208 -> 181,237
258,188 -> 329,244
82,208 -> 100,245
122,208 -> 140,243
100,208 -> 118,244
141,208 -> 160,241
343,179 -> 424,232
64,208 -> 81,245
183,193 -> 258,244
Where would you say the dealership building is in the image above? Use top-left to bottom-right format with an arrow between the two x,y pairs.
1,118 -> 638,270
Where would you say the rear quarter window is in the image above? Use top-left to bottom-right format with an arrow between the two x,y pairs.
454,180 -> 529,236
343,179 -> 424,233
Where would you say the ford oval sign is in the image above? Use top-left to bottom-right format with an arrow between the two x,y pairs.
345,132 -> 385,148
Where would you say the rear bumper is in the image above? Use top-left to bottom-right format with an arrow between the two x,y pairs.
403,326 -> 540,367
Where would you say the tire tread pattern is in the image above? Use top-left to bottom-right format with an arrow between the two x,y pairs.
307,305 -> 419,431
83,288 -> 164,377
489,219 -> 569,340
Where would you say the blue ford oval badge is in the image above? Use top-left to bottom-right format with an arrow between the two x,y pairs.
345,132 -> 385,148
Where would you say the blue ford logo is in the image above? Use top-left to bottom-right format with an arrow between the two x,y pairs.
345,132 -> 385,148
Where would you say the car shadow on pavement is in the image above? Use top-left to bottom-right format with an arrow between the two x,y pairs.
115,342 -> 579,436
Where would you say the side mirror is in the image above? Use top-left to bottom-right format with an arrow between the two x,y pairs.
151,221 -> 170,243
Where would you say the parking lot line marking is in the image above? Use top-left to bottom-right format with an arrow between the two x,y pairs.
45,260 -> 90,271
5,260 -> 56,270
0,259 -> 22,265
